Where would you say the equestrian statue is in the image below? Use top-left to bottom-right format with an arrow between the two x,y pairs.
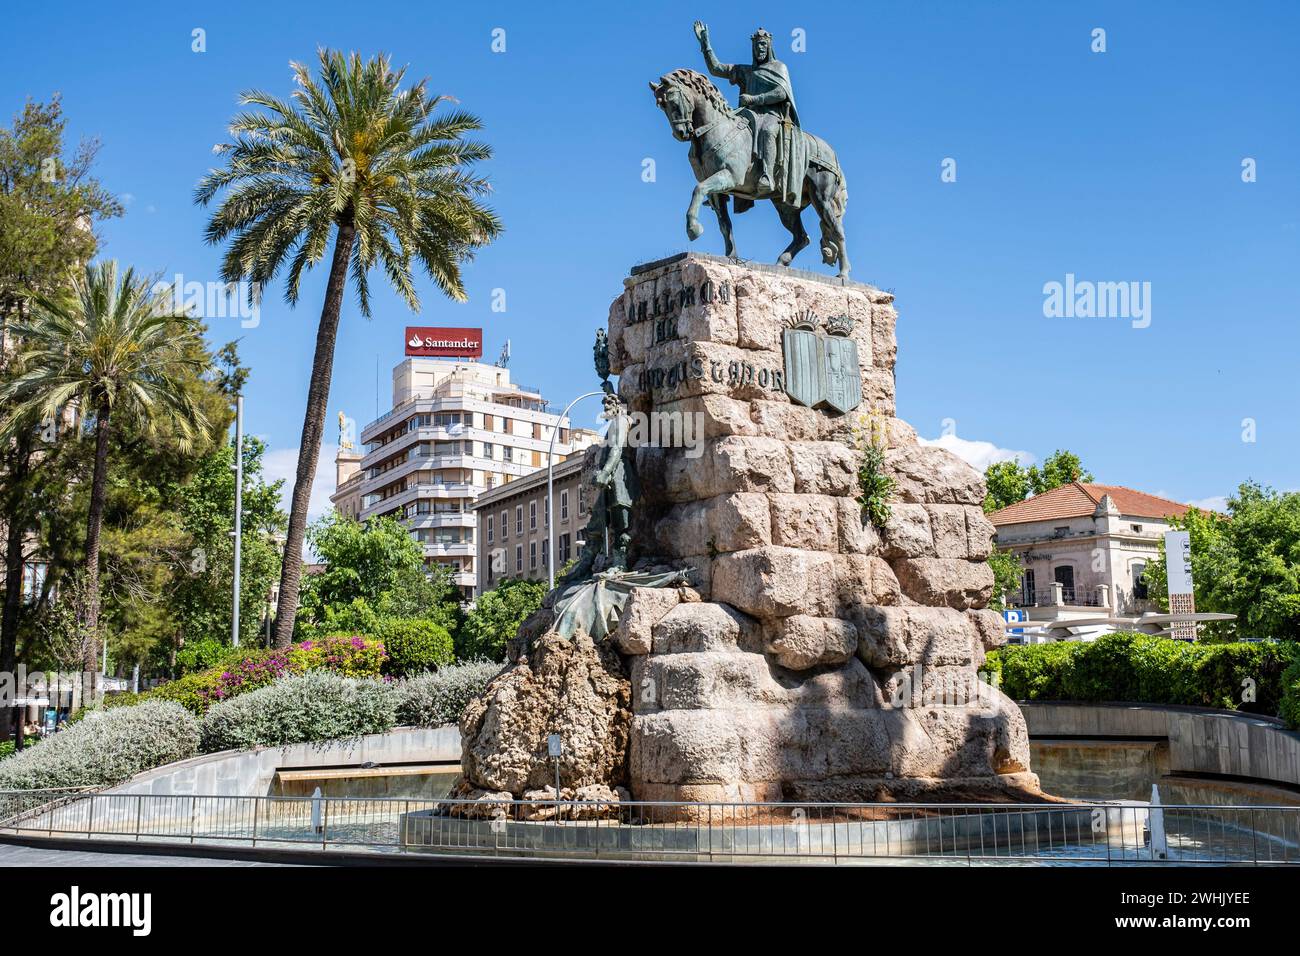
649,21 -> 851,277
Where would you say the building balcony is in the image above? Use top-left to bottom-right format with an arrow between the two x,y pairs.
406,512 -> 476,529
421,542 -> 476,559
1005,585 -> 1110,610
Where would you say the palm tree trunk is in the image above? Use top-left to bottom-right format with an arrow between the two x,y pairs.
83,400 -> 112,684
271,219 -> 356,647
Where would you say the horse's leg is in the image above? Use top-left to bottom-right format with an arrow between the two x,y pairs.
712,194 -> 736,258
773,201 -> 809,267
687,168 -> 738,242
809,169 -> 850,278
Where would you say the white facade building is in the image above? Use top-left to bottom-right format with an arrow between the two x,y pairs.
333,358 -> 597,601
990,482 -> 1193,642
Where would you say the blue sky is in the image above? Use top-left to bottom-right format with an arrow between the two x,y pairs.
4,0 -> 1297,514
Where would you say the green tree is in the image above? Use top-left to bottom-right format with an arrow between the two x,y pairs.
988,548 -> 1023,612
1144,482 -> 1300,641
984,460 -> 1032,513
168,436 -> 286,651
459,578 -> 546,662
0,262 -> 210,679
0,95 -> 121,675
197,49 -> 502,647
1029,450 -> 1093,496
300,512 -> 426,616
298,512 -> 460,635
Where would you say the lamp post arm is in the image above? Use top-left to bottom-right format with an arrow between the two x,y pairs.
548,390 -> 605,590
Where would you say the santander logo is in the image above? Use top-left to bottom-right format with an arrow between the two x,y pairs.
404,326 -> 483,358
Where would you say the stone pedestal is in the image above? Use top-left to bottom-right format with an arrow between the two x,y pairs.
604,253 -> 1037,813
454,253 -> 1038,818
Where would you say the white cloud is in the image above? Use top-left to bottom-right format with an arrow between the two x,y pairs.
263,442 -> 339,525
1186,495 -> 1229,512
918,433 -> 1035,473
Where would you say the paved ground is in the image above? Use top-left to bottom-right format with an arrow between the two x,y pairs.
0,842 -> 296,866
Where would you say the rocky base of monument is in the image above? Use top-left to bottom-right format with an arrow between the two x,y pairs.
449,255 -> 1042,820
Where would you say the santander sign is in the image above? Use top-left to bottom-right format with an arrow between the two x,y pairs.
404,326 -> 483,358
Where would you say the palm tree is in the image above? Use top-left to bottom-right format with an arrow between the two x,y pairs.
0,261 -> 210,677
196,49 -> 501,647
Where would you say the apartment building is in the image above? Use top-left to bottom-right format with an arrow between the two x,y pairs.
471,453 -> 590,594
332,353 -> 597,601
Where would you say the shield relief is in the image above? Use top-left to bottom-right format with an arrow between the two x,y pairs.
782,328 -> 823,409
820,335 -> 862,414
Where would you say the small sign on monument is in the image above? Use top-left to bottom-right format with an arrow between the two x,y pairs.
547,733 -> 563,758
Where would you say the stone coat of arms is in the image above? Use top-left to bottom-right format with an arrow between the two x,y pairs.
781,310 -> 862,414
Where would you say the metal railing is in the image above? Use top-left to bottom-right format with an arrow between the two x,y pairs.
1007,587 -> 1105,609
3,791 -> 1298,865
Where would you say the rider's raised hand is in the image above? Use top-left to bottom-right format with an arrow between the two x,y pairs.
693,21 -> 709,45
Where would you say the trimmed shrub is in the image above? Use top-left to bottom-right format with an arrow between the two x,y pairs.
380,619 -> 455,677
396,659 -> 501,727
0,701 -> 200,791
988,633 -> 1300,719
992,640 -> 1081,701
199,670 -> 398,753
1280,660 -> 1300,730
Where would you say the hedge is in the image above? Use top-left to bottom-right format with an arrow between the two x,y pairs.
396,659 -> 501,727
0,701 -> 200,790
199,670 -> 399,753
378,619 -> 455,677
985,632 -> 1300,724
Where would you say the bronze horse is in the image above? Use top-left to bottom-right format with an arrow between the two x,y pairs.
650,69 -> 850,277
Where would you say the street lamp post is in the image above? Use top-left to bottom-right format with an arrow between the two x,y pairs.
547,391 -> 604,590
231,394 -> 244,646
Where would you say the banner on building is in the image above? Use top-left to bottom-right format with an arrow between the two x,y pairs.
405,327 -> 483,358
1164,529 -> 1197,639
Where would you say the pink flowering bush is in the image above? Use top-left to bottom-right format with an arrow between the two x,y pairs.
147,636 -> 386,715
288,634 -> 387,678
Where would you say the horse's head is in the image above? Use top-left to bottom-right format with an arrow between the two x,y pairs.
649,75 -> 694,142
650,70 -> 730,142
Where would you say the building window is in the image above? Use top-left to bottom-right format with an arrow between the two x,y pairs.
529,541 -> 537,570
1022,568 -> 1036,605
1131,523 -> 1144,533
22,562 -> 47,603
544,496 -> 549,527
559,533 -> 572,565
515,545 -> 523,573
560,490 -> 569,521
541,538 -> 548,569
578,485 -> 587,515
515,505 -> 523,536
529,500 -> 537,531
1132,562 -> 1149,601
500,511 -> 507,540
503,445 -> 513,463
486,514 -> 494,543
1054,565 -> 1075,602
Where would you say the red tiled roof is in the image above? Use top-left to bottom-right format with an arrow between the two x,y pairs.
988,482 -> 1193,526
